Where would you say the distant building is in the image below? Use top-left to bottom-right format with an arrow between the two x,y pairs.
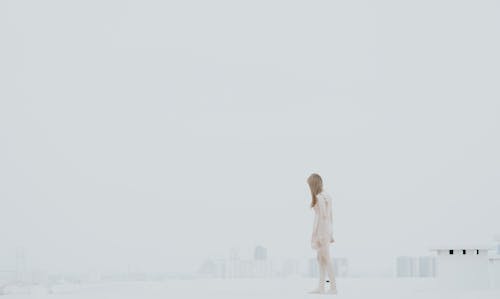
198,259 -> 217,278
281,258 -> 300,277
396,256 -> 417,277
85,271 -> 102,283
396,256 -> 436,278
199,246 -> 274,279
493,235 -> 500,254
15,248 -> 27,282
308,257 -> 349,278
197,257 -> 228,278
418,256 -> 436,277
254,259 -> 273,278
254,246 -> 267,261
430,245 -> 492,290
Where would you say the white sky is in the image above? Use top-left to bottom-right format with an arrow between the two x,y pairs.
1,0 -> 500,274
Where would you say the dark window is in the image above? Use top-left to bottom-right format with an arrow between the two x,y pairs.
462,250 -> 466,255
476,250 -> 479,255
449,250 -> 454,255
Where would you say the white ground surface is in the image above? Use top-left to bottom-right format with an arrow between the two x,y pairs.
3,278 -> 500,298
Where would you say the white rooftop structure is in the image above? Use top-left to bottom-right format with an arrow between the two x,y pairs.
430,244 -> 493,290
429,244 -> 494,251
489,256 -> 500,289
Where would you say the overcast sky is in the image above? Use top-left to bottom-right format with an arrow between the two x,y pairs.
1,0 -> 500,274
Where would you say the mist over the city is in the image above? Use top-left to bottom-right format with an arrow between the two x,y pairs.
1,0 -> 500,298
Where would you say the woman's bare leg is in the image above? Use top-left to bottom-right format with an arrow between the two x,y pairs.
309,249 -> 326,293
318,250 -> 326,290
319,245 -> 337,293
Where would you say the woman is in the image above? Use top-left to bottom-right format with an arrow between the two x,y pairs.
308,173 -> 337,295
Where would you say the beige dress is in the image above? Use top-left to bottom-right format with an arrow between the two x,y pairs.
311,191 -> 334,250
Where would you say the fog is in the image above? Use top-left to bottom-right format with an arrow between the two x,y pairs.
1,0 -> 499,275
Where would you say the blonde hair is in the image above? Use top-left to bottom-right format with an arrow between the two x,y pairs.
307,173 -> 323,208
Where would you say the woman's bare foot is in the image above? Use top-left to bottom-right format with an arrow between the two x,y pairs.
326,287 -> 337,295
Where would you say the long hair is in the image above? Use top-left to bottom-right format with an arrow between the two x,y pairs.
307,173 -> 323,208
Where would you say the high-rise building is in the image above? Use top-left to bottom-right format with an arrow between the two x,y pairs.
494,235 -> 500,255
254,259 -> 272,278
254,246 -> 267,261
15,248 -> 27,282
198,259 -> 218,278
281,258 -> 300,277
396,256 -> 436,277
308,257 -> 348,278
200,247 -> 274,279
396,256 -> 417,277
418,256 -> 436,277
198,257 -> 228,278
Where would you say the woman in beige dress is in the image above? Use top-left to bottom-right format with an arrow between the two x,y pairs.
308,173 -> 337,295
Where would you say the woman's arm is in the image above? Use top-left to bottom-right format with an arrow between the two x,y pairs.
329,198 -> 333,223
312,212 -> 319,235
329,197 -> 334,242
318,197 -> 328,220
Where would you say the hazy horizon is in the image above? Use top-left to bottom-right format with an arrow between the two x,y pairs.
1,0 -> 500,274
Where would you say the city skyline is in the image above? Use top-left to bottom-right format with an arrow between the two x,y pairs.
2,0 -> 500,279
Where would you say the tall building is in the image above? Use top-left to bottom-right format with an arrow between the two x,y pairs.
396,256 -> 416,277
198,259 -> 218,278
418,256 -> 436,277
15,248 -> 27,282
281,258 -> 300,277
199,247 -> 274,279
198,257 -> 229,278
254,246 -> 267,261
227,248 -> 240,279
254,259 -> 272,278
493,234 -> 500,255
396,256 -> 436,278
308,257 -> 349,278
